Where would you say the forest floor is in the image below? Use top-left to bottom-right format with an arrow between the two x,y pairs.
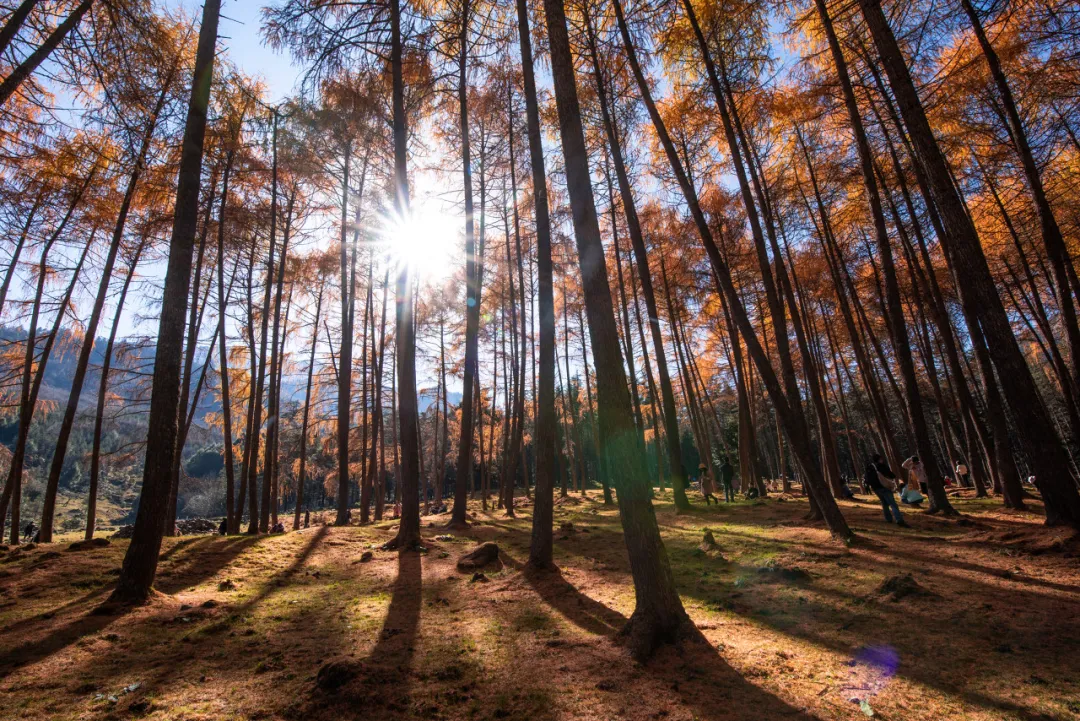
0,489 -> 1078,721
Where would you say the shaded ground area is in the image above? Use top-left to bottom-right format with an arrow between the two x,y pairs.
0,491 -> 1078,721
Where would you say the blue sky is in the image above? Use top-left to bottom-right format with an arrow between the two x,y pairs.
172,0 -> 300,101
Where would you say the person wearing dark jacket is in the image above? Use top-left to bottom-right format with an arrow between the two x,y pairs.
719,457 -> 736,502
864,453 -> 909,527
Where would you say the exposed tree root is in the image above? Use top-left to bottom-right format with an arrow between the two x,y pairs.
615,607 -> 693,662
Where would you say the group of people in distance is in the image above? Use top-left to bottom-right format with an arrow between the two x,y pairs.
863,454 -> 975,527
689,449 -> 981,529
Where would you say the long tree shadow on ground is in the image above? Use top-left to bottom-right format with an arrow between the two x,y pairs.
504,552 -> 823,720
303,548 -> 424,718
0,534 -> 262,680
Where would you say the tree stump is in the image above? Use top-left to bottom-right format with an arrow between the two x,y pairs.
456,542 -> 500,570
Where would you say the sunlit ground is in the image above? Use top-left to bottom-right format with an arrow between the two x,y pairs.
1,492 -> 1077,720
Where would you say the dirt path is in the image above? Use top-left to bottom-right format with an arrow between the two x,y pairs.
0,491 -> 1077,721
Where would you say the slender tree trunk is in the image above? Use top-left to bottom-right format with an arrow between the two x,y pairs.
363,266 -> 389,522
0,0 -> 40,59
0,0 -> 94,108
216,148 -> 238,532
605,158 -> 644,439
110,0 -> 220,602
86,240 -> 146,540
294,287 -> 323,530
516,0 -> 557,567
960,0 -> 1080,404
386,0 -> 421,549
262,151 -> 290,532
542,0 -> 689,658
810,0 -> 952,512
39,71 -> 175,541
335,141 -> 353,526
504,99 -> 530,512
0,191 -> 43,316
562,289 -> 583,494
449,0 -> 480,530
167,169 -> 217,535
582,7 -> 690,508
613,0 -> 849,538
235,245 -> 259,533
627,259 -> 665,490
435,315 -> 448,508
1,170 -> 96,542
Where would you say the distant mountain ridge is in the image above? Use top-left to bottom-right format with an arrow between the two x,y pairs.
1,326 -> 464,422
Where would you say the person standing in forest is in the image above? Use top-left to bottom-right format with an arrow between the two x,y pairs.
719,456 -> 736,503
865,454 -> 909,528
955,461 -> 970,489
699,463 -> 717,505
902,456 -> 930,500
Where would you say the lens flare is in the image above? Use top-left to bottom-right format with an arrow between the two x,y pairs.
379,202 -> 456,282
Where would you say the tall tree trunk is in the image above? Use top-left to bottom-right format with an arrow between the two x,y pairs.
169,169 -> 217,535
582,7 -> 690,508
542,0 -> 689,658
335,141 -> 353,526
810,0 -> 952,512
0,0 -> 40,59
262,144 -> 289,532
613,0 -> 850,538
562,289 -> 583,494
516,0 -> 557,567
449,0 -> 480,530
436,315 -> 448,508
39,70 -> 176,541
1,169 -> 96,542
0,190 -> 43,316
605,157 -> 644,438
386,0 -> 420,549
504,99 -> 530,512
960,0 -> 1080,408
629,263 -> 666,490
294,287 -> 323,530
234,246 -> 257,533
86,240 -> 146,540
363,266 -> 389,522
110,0 -> 220,602
216,148 -> 238,532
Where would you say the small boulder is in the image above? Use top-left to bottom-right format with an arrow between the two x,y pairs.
316,659 -> 362,691
359,551 -> 374,563
877,573 -> 932,601
456,542 -> 500,571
